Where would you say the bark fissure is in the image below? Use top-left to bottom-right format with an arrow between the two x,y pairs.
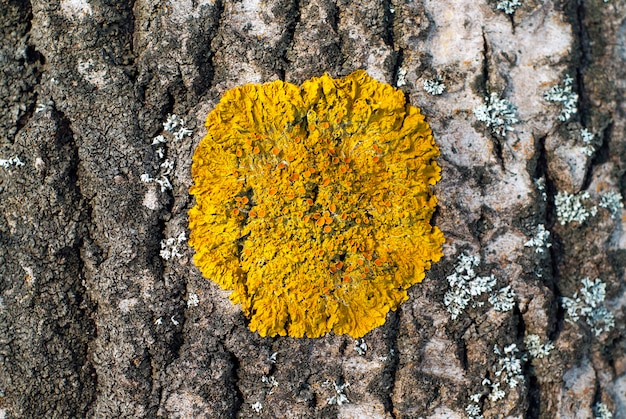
227,349 -> 245,417
382,312 -> 401,419
392,48 -> 405,88
382,0 -> 395,49
193,0 -> 224,98
279,0 -> 301,80
480,30 -> 506,169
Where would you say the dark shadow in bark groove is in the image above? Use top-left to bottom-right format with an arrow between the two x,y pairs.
378,311 -> 401,418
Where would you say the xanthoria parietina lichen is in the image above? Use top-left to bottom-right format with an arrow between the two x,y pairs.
189,70 -> 444,338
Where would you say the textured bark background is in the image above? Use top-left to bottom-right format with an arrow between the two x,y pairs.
1,0 -> 625,418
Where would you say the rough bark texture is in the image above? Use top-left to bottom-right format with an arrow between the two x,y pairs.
0,0 -> 624,418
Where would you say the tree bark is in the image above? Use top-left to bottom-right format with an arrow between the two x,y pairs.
0,0 -> 624,418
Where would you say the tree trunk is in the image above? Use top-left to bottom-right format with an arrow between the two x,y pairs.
1,0 -> 624,417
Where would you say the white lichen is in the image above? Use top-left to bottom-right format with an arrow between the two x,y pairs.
469,393 -> 482,403
599,191 -> 624,219
326,380 -> 350,406
251,401 -> 263,414
496,0 -> 521,14
354,339 -> 368,356
488,286 -> 516,312
488,382 -> 506,401
467,373 -> 512,416
160,159 -> 175,175
580,128 -> 596,156
155,176 -> 173,192
466,403 -> 484,419
474,92 -> 519,136
555,191 -> 597,225
493,344 -> 526,389
269,352 -> 278,364
561,278 -> 615,336
142,114 -> 193,193
35,100 -> 54,113
534,177 -> 547,201
524,334 -> 554,359
141,172 -> 173,192
187,293 -> 199,308
160,232 -> 187,260
396,68 -> 407,87
174,126 -> 193,141
524,224 -> 552,254
163,114 -> 182,132
444,253 -> 515,319
152,135 -> 167,145
423,76 -> 446,95
443,253 -> 497,319
0,156 -> 24,168
594,402 -> 613,419
162,114 -> 193,140
262,375 -> 279,395
544,75 -> 578,122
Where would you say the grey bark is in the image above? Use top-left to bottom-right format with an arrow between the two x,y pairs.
0,0 -> 624,418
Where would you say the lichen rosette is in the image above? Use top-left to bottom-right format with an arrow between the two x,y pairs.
189,70 -> 444,338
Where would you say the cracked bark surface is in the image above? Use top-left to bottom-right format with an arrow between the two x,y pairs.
0,0 -> 624,418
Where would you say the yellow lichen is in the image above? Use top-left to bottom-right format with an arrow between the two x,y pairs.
188,70 -> 445,338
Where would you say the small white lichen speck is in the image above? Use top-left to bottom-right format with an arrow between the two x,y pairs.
160,232 -> 187,261
444,253 -> 516,319
396,68 -> 407,87
466,403 -> 483,419
488,286 -> 516,312
580,128 -> 596,156
544,75 -> 578,122
0,156 -> 24,169
187,293 -> 199,308
524,224 -> 552,254
524,334 -> 554,359
474,92 -> 519,136
142,114 -> 194,193
497,0 -> 521,14
534,177 -> 547,201
251,401 -> 263,414
326,380 -> 350,406
262,375 -> 279,395
444,253 -> 495,319
423,76 -> 446,95
594,402 -> 613,419
561,278 -> 615,336
493,344 -> 526,389
555,191 -> 597,225
599,191 -> 624,219
354,339 -> 368,356
488,381 -> 506,401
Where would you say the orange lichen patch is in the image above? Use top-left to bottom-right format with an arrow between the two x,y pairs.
189,70 -> 444,339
